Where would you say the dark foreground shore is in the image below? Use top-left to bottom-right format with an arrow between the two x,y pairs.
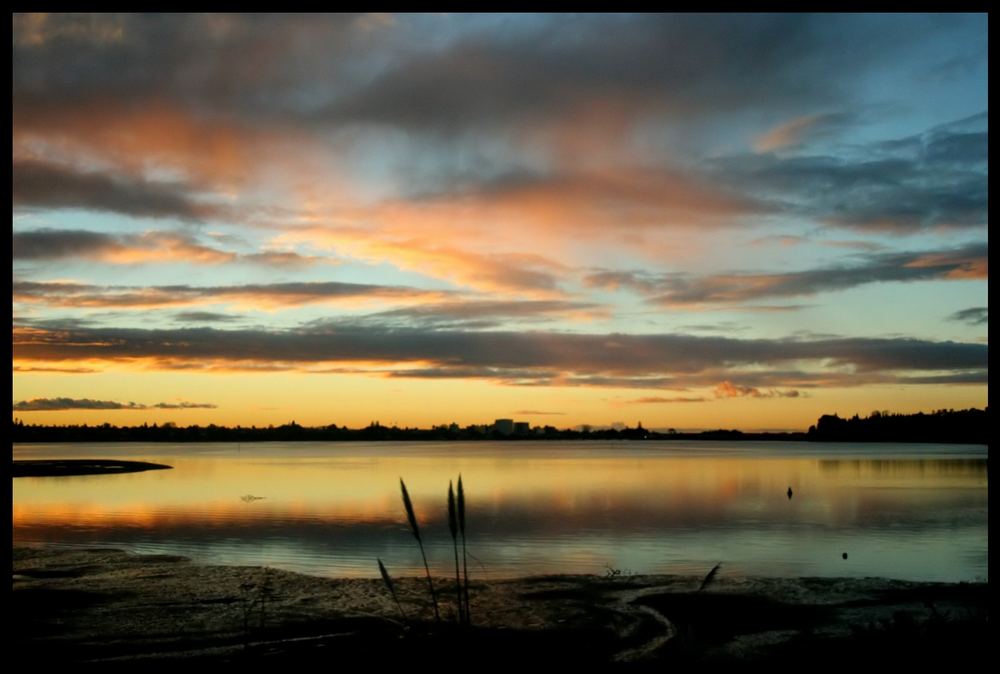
12,547 -> 988,669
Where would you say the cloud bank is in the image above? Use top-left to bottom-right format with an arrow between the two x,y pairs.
13,397 -> 217,411
13,322 -> 986,390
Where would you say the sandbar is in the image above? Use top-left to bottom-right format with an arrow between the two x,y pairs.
12,459 -> 173,477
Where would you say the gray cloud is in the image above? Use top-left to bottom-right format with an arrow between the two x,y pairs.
322,16 -> 811,131
242,251 -> 321,267
318,15 -> 959,136
12,14 -> 987,240
585,243 -> 987,306
923,130 -> 988,165
173,312 -> 244,323
12,397 -> 217,411
13,158 -> 216,221
13,228 -> 320,267
947,307 -> 988,326
13,323 -> 986,390
364,300 -> 606,329
12,365 -> 98,374
895,371 -> 988,385
584,270 -> 679,295
12,228 -> 237,264
678,322 -> 751,334
13,14 -> 370,121
710,118 -> 988,232
379,111 -> 987,235
13,279 -> 446,308
15,14 -> 979,136
13,229 -> 123,260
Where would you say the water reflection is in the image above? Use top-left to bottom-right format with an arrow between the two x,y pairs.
13,442 -> 988,582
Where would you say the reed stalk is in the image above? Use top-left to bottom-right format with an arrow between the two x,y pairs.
400,477 -> 440,622
448,480 -> 464,624
458,473 -> 470,625
377,557 -> 408,623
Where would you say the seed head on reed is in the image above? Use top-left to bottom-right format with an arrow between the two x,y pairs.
377,557 -> 408,623
699,562 -> 722,592
448,480 -> 459,540
448,480 -> 463,624
399,477 -> 440,622
400,478 -> 421,544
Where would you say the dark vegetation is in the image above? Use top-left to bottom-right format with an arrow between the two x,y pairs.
378,476 -> 472,627
9,407 -> 988,444
806,407 -> 988,444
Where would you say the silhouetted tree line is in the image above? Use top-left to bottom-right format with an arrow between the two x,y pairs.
806,407 -> 988,444
9,408 -> 986,444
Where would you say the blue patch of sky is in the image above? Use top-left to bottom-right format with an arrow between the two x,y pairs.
598,273 -> 987,344
327,126 -> 551,204
319,259 -> 459,291
11,210 -> 193,235
745,279 -> 988,343
837,15 -> 987,144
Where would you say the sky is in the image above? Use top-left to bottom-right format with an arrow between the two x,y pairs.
11,13 -> 988,431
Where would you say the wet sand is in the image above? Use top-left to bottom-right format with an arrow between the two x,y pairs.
11,546 -> 987,668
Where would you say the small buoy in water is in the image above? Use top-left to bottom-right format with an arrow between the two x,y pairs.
787,487 -> 793,499
842,552 -> 848,560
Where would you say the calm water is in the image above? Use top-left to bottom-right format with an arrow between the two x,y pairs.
13,441 -> 988,582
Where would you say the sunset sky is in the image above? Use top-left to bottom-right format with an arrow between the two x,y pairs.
12,13 -> 988,431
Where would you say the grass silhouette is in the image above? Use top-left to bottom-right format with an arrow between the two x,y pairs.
699,562 -> 722,592
400,478 -> 441,622
458,474 -> 470,625
377,558 -> 408,624
382,477 -> 474,627
448,480 -> 464,624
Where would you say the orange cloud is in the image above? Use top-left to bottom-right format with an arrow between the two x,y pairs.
384,166 -> 763,235
904,250 -> 988,279
273,164 -> 767,294
16,102 -> 253,186
714,381 -> 801,399
630,396 -> 707,404
754,114 -> 827,152
104,232 -> 237,265
277,226 -> 569,296
13,280 -> 451,311
14,13 -> 126,47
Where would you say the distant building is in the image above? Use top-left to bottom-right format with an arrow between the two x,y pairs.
513,421 -> 530,435
493,418 -> 514,435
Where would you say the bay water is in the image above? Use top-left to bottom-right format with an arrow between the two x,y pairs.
13,441 -> 988,582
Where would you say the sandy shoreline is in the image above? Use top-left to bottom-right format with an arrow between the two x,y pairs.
11,545 -> 988,667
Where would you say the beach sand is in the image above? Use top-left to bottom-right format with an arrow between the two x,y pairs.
12,546 -> 988,668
